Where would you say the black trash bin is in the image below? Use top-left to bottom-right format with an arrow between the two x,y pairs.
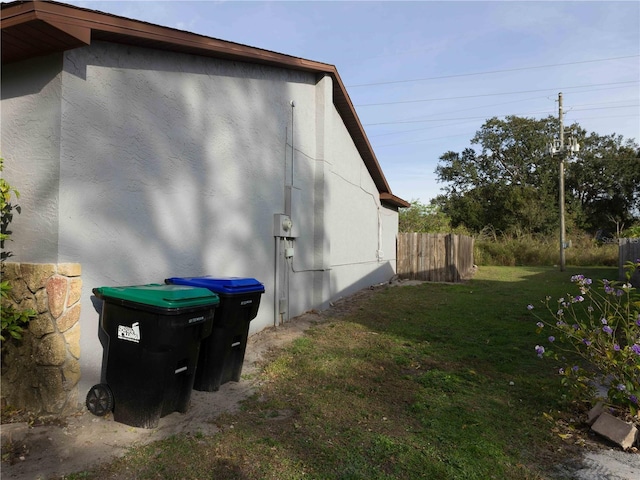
165,276 -> 264,392
88,284 -> 219,428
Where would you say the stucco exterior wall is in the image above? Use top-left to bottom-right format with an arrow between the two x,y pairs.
1,54 -> 63,262
325,101 -> 396,296
1,41 -> 399,408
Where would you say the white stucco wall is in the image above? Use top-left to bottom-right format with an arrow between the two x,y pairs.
1,54 -> 63,261
324,102 -> 396,298
1,41 -> 399,405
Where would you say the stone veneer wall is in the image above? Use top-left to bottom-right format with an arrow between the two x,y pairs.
1,263 -> 82,416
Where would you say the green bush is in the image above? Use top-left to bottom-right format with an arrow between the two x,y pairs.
623,225 -> 640,238
529,261 -> 640,416
0,157 -> 35,343
1,280 -> 35,342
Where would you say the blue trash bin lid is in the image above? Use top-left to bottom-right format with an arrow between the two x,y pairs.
166,276 -> 265,295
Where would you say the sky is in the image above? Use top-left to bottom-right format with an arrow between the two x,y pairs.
59,1 -> 640,203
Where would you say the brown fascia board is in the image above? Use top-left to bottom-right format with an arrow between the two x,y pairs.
1,1 -> 331,73
380,193 -> 411,209
1,0 -> 407,205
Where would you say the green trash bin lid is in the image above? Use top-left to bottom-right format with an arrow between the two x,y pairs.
93,284 -> 219,309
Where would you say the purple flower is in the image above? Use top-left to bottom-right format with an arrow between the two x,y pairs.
535,345 -> 545,358
556,321 -> 566,327
527,304 -> 534,310
603,326 -> 613,335
571,275 -> 592,287
582,339 -> 591,346
613,344 -> 621,352
617,384 -> 626,391
635,314 -> 640,327
558,368 -> 565,374
548,336 -> 555,343
631,344 -> 640,355
536,322 -> 544,328
572,295 -> 584,303
572,365 -> 579,372
630,395 -> 638,405
601,318 -> 608,325
573,324 -> 580,330
557,309 -> 564,316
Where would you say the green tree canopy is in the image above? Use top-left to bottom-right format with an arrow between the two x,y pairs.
435,116 -> 640,235
567,133 -> 640,232
398,199 -> 452,233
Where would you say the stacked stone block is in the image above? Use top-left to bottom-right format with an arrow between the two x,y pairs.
1,263 -> 82,416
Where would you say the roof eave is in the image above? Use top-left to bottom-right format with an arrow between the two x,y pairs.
380,193 -> 411,209
1,0 -> 407,206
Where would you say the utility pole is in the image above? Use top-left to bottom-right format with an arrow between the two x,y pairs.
548,92 -> 579,272
559,93 -> 566,272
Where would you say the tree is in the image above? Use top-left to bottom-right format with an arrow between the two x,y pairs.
399,199 -> 452,233
435,116 -> 639,234
566,133 -> 640,232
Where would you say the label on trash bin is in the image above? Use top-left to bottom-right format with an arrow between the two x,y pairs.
240,300 -> 253,306
117,322 -> 141,343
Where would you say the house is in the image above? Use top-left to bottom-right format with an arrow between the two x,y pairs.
1,0 -> 409,409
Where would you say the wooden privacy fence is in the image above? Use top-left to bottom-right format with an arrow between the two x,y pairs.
619,237 -> 640,281
397,233 -> 475,282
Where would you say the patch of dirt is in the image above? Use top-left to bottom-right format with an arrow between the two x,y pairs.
0,285 -> 387,480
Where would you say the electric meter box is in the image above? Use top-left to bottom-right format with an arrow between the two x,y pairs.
274,214 -> 293,237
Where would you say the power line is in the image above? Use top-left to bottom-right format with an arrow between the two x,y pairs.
572,105 -> 639,113
370,113 -> 640,144
364,105 -> 639,126
374,132 -> 477,149
363,92 -> 638,132
366,90 -> 638,130
370,114 -> 640,148
354,81 -> 639,107
347,54 -> 640,88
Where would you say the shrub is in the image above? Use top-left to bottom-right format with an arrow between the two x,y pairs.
475,230 -> 617,267
0,157 -> 35,343
528,260 -> 640,416
0,280 -> 35,342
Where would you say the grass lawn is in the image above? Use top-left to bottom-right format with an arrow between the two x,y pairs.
62,265 -> 619,479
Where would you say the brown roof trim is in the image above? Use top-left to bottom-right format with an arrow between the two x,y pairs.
380,193 -> 411,209
1,0 -> 407,206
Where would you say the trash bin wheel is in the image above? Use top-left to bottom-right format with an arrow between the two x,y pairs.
86,384 -> 114,416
